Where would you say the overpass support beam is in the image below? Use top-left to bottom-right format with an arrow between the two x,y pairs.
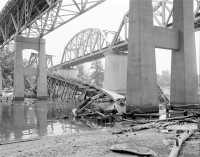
103,51 -> 127,94
171,0 -> 198,105
14,36 -> 47,100
127,0 -> 158,112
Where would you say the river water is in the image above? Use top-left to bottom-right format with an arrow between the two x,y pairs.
0,97 -> 109,144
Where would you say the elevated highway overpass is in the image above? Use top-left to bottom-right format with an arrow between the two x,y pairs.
0,0 -> 105,48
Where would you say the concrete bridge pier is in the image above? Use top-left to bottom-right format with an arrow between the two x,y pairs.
103,51 -> 127,95
126,0 -> 158,113
170,0 -> 198,105
56,68 -> 78,79
14,36 -> 47,100
0,67 -> 2,96
37,39 -> 48,99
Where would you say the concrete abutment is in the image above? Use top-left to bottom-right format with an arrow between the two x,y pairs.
56,68 -> 78,79
103,51 -> 127,95
0,67 -> 2,96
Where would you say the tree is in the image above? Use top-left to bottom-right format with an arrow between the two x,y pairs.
90,59 -> 104,87
2,65 -> 14,88
157,70 -> 171,87
76,65 -> 90,83
77,64 -> 85,79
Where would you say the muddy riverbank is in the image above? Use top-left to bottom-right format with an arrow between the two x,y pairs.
0,124 -> 199,157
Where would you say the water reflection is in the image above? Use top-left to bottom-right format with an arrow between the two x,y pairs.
36,101 -> 47,136
13,101 -> 26,140
0,98 -> 108,143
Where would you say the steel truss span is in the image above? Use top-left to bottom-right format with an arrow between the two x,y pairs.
47,74 -> 168,105
60,28 -> 117,67
59,0 -> 200,68
0,0 -> 105,48
47,74 -> 116,101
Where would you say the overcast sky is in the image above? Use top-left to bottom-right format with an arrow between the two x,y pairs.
0,0 -> 199,75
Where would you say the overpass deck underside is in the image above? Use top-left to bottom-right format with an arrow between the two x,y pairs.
0,0 -> 105,48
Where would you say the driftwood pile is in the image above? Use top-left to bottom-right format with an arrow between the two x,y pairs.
110,107 -> 200,157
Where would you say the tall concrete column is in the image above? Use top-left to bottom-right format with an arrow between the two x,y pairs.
199,32 -> 200,99
56,68 -> 78,79
0,67 -> 2,96
37,39 -> 47,99
14,37 -> 24,100
126,0 -> 158,112
103,51 -> 127,94
171,0 -> 198,105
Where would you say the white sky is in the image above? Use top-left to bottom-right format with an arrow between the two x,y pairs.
0,0 -> 199,75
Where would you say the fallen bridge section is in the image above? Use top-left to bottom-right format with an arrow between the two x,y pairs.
47,73 -> 126,114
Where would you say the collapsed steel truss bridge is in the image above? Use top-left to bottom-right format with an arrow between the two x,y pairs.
46,73 -> 168,105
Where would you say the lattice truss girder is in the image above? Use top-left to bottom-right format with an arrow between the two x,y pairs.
0,0 -> 106,48
47,74 -> 103,100
112,0 -> 200,46
27,52 -> 54,69
61,28 -> 117,63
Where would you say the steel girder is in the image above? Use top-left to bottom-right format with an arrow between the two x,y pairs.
47,73 -> 115,102
60,28 -> 117,66
153,0 -> 200,28
0,0 -> 106,49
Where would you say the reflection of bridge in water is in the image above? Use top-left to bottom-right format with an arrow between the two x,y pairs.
0,99 -> 109,143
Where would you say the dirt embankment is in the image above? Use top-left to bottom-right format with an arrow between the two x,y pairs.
0,126 -> 199,157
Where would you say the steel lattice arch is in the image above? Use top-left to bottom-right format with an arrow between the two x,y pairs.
60,28 -> 117,67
